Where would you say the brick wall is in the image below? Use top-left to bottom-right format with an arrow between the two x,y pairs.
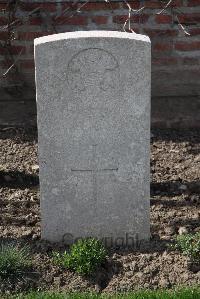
0,0 -> 199,127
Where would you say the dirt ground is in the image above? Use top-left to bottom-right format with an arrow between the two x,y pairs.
0,127 -> 199,293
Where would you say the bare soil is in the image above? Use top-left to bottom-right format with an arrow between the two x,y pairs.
0,127 -> 199,293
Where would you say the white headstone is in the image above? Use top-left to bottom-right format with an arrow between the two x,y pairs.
35,31 -> 151,246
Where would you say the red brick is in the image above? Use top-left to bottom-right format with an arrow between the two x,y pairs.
144,1 -> 164,8
20,3 -> 56,12
0,47 -> 7,55
56,16 -> 87,26
177,13 -> 200,24
0,17 -> 7,26
181,57 -> 199,65
155,15 -> 172,24
145,0 -> 182,8
187,0 -> 200,7
0,4 -> 7,10
10,46 -> 26,55
0,32 -> 8,40
3,72 -> 22,80
29,45 -> 34,55
0,59 -> 13,69
168,0 -> 182,7
189,28 -> 200,35
113,14 -> 149,24
18,32 -> 51,41
122,1 -> 140,9
85,2 -> 120,10
91,16 -> 108,25
29,17 -> 43,26
62,2 -> 120,12
170,0 -> 184,7
0,45 -> 26,55
61,2 -> 79,11
175,41 -> 200,51
144,29 -> 178,37
152,57 -> 178,65
154,43 -> 173,51
20,59 -> 35,69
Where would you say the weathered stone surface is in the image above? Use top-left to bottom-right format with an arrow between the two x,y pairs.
34,31 -> 151,245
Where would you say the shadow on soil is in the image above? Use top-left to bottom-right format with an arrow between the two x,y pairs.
0,127 -> 199,143
0,170 -> 39,189
151,197 -> 199,207
151,129 -> 200,143
151,180 -> 200,197
0,126 -> 37,143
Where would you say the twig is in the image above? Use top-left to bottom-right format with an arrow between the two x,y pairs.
176,15 -> 190,35
157,0 -> 173,15
2,47 -> 23,77
123,1 -> 144,32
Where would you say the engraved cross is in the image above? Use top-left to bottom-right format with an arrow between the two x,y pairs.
71,144 -> 118,200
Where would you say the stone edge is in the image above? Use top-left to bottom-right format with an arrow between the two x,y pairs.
34,30 -> 150,46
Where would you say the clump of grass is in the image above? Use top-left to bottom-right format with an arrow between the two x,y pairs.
53,238 -> 107,276
172,232 -> 200,262
0,242 -> 32,281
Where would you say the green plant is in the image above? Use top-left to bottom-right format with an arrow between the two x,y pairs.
172,232 -> 200,262
8,286 -> 200,299
0,242 -> 32,280
53,238 -> 107,275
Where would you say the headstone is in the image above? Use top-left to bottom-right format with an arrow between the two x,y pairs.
34,31 -> 151,246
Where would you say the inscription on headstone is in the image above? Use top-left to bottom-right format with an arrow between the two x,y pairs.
71,144 -> 118,201
35,31 -> 151,245
67,48 -> 119,92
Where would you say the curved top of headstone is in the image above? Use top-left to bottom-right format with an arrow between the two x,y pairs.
34,30 -> 150,46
